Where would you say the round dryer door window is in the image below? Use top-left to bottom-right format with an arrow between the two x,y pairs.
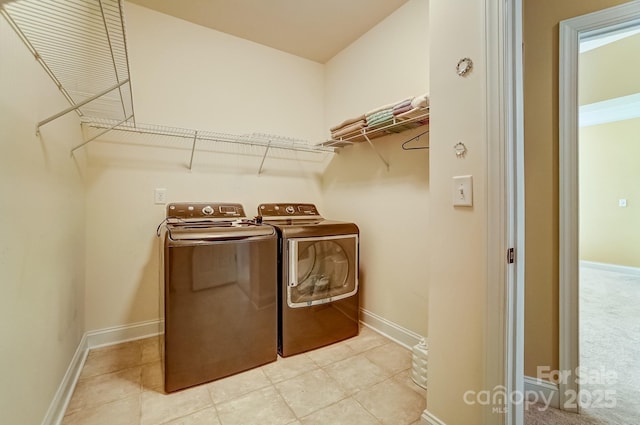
288,235 -> 358,307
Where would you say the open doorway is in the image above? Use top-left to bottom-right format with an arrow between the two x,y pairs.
559,2 -> 640,422
577,27 -> 640,422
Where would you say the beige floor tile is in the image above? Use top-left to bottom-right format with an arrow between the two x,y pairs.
345,327 -> 389,354
261,353 -> 318,383
300,398 -> 380,425
61,394 -> 140,425
275,369 -> 346,418
80,341 -> 142,379
141,361 -> 163,392
140,336 -> 161,364
364,343 -> 412,375
306,341 -> 357,367
206,367 -> 272,404
216,386 -> 296,425
392,370 -> 427,399
162,407 -> 220,425
140,386 -> 213,425
323,354 -> 391,395
66,367 -> 141,414
354,379 -> 426,425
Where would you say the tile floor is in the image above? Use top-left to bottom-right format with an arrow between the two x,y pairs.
62,326 -> 427,425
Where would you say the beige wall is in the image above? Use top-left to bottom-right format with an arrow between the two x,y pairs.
579,118 -> 640,267
578,32 -> 640,269
523,0 -> 630,378
322,0 -> 429,336
83,3 -> 327,331
0,19 -> 86,425
85,1 -> 433,334
425,0 -> 488,422
579,33 -> 640,105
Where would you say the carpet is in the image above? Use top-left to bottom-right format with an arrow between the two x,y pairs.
525,265 -> 640,424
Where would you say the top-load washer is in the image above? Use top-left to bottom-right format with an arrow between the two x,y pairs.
159,202 -> 277,392
257,203 -> 359,357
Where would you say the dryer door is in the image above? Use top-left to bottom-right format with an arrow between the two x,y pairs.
287,234 -> 358,308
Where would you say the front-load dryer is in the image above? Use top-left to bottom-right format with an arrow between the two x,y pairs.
258,203 -> 359,357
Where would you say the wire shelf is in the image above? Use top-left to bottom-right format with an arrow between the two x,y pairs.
80,117 -> 335,172
2,0 -> 135,128
2,0 -> 335,167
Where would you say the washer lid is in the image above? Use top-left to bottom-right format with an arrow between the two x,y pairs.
166,221 -> 275,241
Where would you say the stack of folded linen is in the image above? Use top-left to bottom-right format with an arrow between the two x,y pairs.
392,97 -> 414,116
328,92 -> 430,141
366,109 -> 393,128
330,114 -> 366,139
365,102 -> 395,128
396,92 -> 430,120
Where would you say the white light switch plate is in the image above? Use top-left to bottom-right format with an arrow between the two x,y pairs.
452,175 -> 473,207
154,188 -> 167,205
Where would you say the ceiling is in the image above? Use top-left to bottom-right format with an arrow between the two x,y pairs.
126,0 -> 409,63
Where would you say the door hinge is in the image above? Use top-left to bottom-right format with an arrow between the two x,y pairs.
507,248 -> 515,264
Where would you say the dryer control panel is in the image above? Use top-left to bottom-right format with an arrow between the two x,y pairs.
258,203 -> 320,217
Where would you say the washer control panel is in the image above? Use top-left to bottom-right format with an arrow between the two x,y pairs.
167,202 -> 245,219
258,203 -> 320,217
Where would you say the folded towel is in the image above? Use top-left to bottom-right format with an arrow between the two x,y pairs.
366,108 -> 393,122
330,114 -> 366,132
367,112 -> 394,128
396,107 -> 428,120
393,104 -> 413,115
365,102 -> 397,116
331,120 -> 366,139
368,111 -> 392,122
411,93 -> 429,109
393,98 -> 413,110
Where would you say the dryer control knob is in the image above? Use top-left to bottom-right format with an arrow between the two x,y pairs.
285,206 -> 295,214
202,205 -> 214,215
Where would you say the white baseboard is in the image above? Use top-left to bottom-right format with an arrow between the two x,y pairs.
524,376 -> 559,409
44,313 -> 417,425
41,319 -> 163,425
360,308 -> 424,350
86,319 -> 164,349
40,333 -> 89,425
581,260 -> 640,277
422,410 -> 446,425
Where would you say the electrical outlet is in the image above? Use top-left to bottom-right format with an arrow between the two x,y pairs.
154,188 -> 167,205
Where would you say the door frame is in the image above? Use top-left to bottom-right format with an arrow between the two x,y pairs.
558,1 -> 640,413
485,0 -> 525,424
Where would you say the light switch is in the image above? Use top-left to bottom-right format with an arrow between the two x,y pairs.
619,199 -> 627,208
154,188 -> 167,205
452,175 -> 473,207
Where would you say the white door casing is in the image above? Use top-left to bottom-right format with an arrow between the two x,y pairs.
558,0 -> 640,413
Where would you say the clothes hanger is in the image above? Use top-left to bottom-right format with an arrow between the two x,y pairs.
401,130 -> 429,151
